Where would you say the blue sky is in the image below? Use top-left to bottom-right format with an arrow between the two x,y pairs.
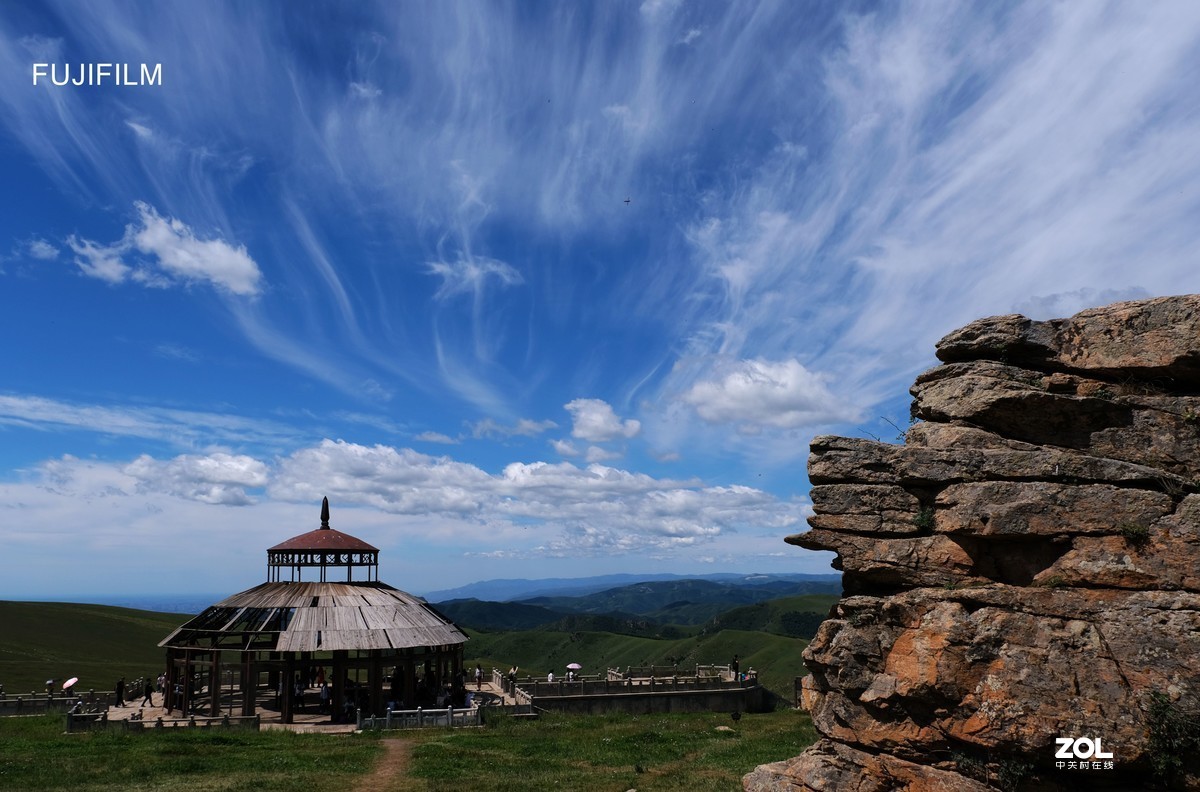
2,1 -> 1199,599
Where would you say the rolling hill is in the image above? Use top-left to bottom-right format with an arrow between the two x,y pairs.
0,601 -> 187,695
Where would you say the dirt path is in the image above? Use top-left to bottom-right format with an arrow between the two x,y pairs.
354,738 -> 413,792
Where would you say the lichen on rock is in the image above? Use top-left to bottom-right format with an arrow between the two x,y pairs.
746,296 -> 1200,791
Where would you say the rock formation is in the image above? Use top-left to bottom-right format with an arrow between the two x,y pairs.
745,296 -> 1200,791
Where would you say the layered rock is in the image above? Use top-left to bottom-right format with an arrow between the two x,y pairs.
746,296 -> 1200,791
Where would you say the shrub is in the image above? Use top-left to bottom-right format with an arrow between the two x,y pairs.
913,507 -> 935,531
1147,691 -> 1200,781
1118,522 -> 1150,547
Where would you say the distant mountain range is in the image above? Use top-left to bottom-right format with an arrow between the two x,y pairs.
422,572 -> 841,603
431,575 -> 843,635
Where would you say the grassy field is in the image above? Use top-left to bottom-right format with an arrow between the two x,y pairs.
0,708 -> 818,791
0,600 -> 820,789
0,713 -> 383,792
0,602 -> 187,695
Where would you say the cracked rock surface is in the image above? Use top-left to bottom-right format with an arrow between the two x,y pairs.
745,296 -> 1200,791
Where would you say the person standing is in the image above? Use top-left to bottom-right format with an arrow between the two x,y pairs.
141,678 -> 154,707
114,677 -> 125,707
474,664 -> 483,690
731,655 -> 740,680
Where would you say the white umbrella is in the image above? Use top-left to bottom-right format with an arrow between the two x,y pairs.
62,677 -> 78,691
566,663 -> 582,670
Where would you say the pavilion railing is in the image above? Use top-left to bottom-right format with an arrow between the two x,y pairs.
356,705 -> 481,730
514,672 -> 756,700
0,694 -> 105,717
65,711 -> 261,733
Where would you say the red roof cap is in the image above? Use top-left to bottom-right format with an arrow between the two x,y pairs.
267,498 -> 379,552
268,527 -> 378,553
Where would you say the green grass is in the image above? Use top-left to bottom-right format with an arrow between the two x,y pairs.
0,709 -> 818,792
398,710 -> 817,792
0,602 -> 188,695
0,714 -> 383,791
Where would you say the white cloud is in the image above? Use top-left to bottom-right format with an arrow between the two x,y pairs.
550,438 -> 579,457
585,445 -> 621,463
124,120 -> 153,139
470,417 -> 558,439
565,398 -> 641,442
66,202 -> 263,296
27,239 -> 58,260
682,358 -> 858,430
65,235 -> 130,283
124,452 -> 268,505
414,431 -> 457,444
427,255 -> 522,301
0,393 -> 297,448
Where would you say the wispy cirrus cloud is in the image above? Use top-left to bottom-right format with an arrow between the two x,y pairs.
0,393 -> 297,449
654,1 -> 1200,453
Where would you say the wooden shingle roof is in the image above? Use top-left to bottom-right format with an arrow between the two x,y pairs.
159,580 -> 467,652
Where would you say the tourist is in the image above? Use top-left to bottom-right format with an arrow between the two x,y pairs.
114,676 -> 125,707
731,654 -> 739,680
156,672 -> 166,697
474,664 -> 483,690
547,671 -> 554,683
141,678 -> 154,707
319,681 -> 330,713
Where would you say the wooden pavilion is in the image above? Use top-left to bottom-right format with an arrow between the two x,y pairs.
159,498 -> 467,723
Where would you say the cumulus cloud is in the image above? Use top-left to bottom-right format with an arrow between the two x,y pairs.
66,202 -> 263,296
266,439 -> 803,554
565,398 -> 641,442
682,358 -> 859,430
124,452 -> 269,505
550,438 -> 579,457
585,445 -> 621,463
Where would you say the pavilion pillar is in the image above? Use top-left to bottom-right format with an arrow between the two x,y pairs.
332,650 -> 347,721
183,650 -> 193,715
208,651 -> 221,716
369,652 -> 383,717
241,652 -> 255,716
282,654 -> 294,724
404,654 -> 416,708
164,648 -> 177,714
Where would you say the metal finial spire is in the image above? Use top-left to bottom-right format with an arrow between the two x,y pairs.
320,496 -> 330,529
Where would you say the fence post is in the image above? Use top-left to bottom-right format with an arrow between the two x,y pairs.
446,706 -> 453,728
417,707 -> 423,727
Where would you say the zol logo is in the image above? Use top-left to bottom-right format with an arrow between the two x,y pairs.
1055,737 -> 1113,759
1054,737 -> 1115,771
